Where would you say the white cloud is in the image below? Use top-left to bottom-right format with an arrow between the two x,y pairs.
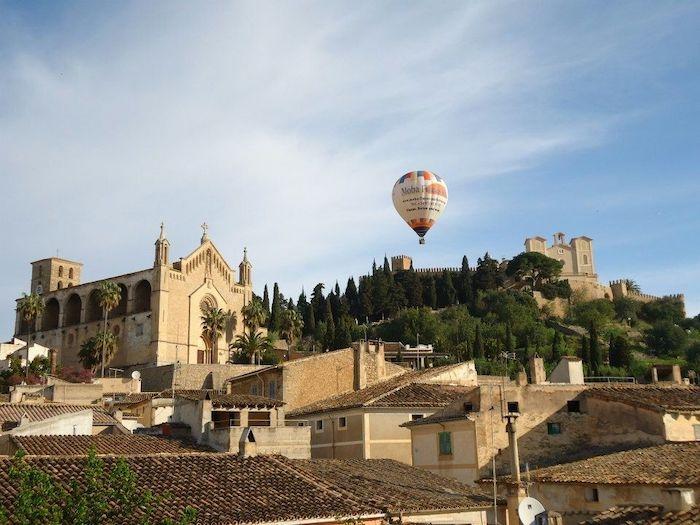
0,1 -> 697,330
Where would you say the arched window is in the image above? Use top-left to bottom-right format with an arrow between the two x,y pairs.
583,254 -> 589,265
86,289 -> 102,322
57,281 -> 63,289
133,280 -> 152,312
58,266 -> 63,277
64,294 -> 82,326
200,294 -> 217,313
110,283 -> 128,317
68,268 -> 74,279
42,298 -> 60,330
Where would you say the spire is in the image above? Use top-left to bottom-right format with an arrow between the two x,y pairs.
243,246 -> 249,263
201,222 -> 209,244
239,247 -> 252,286
154,222 -> 170,266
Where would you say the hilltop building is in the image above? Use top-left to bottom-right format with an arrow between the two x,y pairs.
14,225 -> 253,370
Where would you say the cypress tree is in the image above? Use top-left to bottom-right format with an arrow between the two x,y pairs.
609,335 -> 632,369
345,277 -> 359,319
580,335 -> 590,367
306,304 -> 316,337
324,298 -> 335,349
311,283 -> 325,322
589,321 -> 602,374
334,315 -> 353,350
552,331 -> 564,361
270,283 -> 281,332
358,277 -> 373,322
474,324 -> 485,358
262,285 -> 271,321
437,270 -> 457,307
505,323 -> 515,354
424,275 -> 437,309
383,256 -> 391,275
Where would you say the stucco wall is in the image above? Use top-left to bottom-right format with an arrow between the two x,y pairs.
411,419 -> 479,484
663,412 -> 700,441
8,410 -> 93,437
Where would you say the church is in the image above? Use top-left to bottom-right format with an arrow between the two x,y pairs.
14,225 -> 253,371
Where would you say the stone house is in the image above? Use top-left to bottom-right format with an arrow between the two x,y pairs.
14,225 -> 254,370
0,452 -> 506,524
172,391 -> 310,458
286,361 -> 479,463
504,442 -> 700,525
225,340 -> 407,411
0,402 -> 125,435
404,357 -> 699,484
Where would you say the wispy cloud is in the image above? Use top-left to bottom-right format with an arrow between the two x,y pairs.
1,0 -> 699,330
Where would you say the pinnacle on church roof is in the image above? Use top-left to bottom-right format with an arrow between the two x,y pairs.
242,247 -> 250,264
200,222 -> 209,244
158,222 -> 165,241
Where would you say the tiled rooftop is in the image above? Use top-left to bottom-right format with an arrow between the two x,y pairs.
585,385 -> 700,412
289,364 -> 475,417
8,434 -> 212,456
520,442 -> 700,486
581,505 -> 700,525
0,454 -> 494,524
0,402 -> 119,426
175,391 -> 284,408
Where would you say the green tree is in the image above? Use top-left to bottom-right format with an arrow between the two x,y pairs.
241,298 -> 267,335
200,307 -> 230,364
640,297 -> 685,324
423,275 -> 438,309
551,331 -> 566,361
644,320 -> 688,356
613,297 -> 641,325
473,253 -> 504,291
474,324 -> 485,359
609,335 -> 632,368
358,278 -> 373,322
589,321 -> 602,374
506,252 -> 564,291
229,331 -> 273,365
624,279 -> 641,294
504,323 -> 515,354
261,285 -> 271,320
402,270 -> 424,308
324,298 -> 336,349
280,308 -> 303,354
579,335 -> 590,367
571,299 -> 615,330
97,281 -> 121,378
457,256 -> 474,306
16,292 -> 44,383
269,283 -> 282,332
345,277 -> 360,319
437,271 -> 457,308
1,449 -> 197,524
311,283 -> 326,322
334,315 -> 354,350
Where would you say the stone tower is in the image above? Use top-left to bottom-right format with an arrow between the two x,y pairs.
30,258 -> 82,294
239,248 -> 252,286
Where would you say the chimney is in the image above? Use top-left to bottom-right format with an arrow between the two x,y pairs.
48,348 -> 58,376
375,341 -> 386,380
529,355 -> 546,384
663,488 -> 695,512
353,342 -> 367,390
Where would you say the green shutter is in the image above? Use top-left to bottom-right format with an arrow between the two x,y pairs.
439,431 -> 452,455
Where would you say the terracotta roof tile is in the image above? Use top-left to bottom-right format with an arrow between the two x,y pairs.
0,402 -> 118,426
289,364 -> 473,417
581,505 -> 700,525
0,454 -> 495,523
523,443 -> 700,486
585,385 -> 700,412
9,435 -> 212,456
291,457 -> 499,513
175,391 -> 283,408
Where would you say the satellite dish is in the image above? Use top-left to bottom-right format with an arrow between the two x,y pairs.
131,370 -> 141,380
518,497 -> 546,525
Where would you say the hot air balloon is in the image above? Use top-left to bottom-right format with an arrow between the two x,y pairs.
392,170 -> 448,244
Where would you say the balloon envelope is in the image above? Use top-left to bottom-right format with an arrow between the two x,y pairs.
392,171 -> 448,243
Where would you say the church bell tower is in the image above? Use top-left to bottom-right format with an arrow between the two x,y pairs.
239,248 -> 252,286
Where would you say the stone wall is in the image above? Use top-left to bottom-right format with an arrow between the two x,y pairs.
139,363 -> 265,391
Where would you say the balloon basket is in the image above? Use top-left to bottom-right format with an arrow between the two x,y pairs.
419,238 -> 425,245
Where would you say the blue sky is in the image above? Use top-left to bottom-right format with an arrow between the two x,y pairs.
1,1 -> 699,334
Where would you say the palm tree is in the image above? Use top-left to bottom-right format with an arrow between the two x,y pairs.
241,298 -> 267,335
280,308 -> 303,356
201,307 -> 231,364
97,281 -> 121,378
17,293 -> 44,382
81,332 -> 117,372
229,331 -> 273,365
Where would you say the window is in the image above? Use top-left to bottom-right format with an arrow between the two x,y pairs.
250,384 -> 260,396
338,416 -> 347,429
438,431 -> 452,456
68,268 -> 74,279
58,266 -> 63,277
547,422 -> 561,435
584,487 -> 599,502
57,281 -> 63,289
557,248 -> 564,255
411,414 -> 424,421
567,400 -> 581,413
268,380 -> 277,399
507,401 -> 519,414
583,254 -> 589,265
316,420 -> 324,432
463,402 -> 474,412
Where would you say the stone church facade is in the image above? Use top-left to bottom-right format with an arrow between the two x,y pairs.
15,225 -> 253,371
